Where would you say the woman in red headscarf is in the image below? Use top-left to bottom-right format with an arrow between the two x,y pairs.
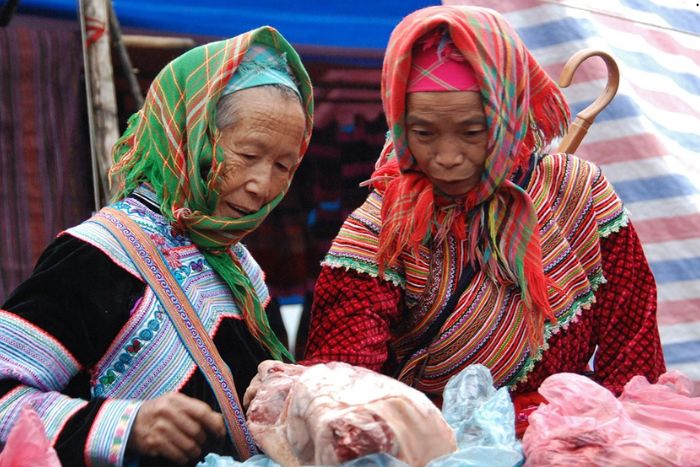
303,5 -> 665,429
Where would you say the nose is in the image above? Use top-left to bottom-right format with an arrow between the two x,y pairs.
434,138 -> 464,169
244,164 -> 273,203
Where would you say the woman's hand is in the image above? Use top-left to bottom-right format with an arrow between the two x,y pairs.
126,392 -> 226,464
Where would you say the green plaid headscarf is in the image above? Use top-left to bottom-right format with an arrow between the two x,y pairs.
110,27 -> 314,361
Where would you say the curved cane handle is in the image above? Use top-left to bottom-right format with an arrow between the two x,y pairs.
556,49 -> 620,154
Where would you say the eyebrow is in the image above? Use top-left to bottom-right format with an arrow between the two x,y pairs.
405,115 -> 485,126
236,138 -> 266,150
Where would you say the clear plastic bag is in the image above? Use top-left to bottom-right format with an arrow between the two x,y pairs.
428,364 -> 523,467
199,452 -> 410,467
199,454 -> 278,467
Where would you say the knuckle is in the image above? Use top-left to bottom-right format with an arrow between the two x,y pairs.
150,421 -> 170,439
182,437 -> 197,450
193,427 -> 206,443
153,401 -> 174,418
161,392 -> 181,405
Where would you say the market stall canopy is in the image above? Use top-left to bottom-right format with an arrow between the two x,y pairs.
16,0 -> 440,57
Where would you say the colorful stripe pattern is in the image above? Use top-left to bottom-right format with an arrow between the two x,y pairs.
321,190 -> 406,288
326,153 -> 626,394
0,310 -> 81,390
84,399 -> 141,467
89,205 -> 259,459
446,0 -> 700,389
0,384 -> 88,446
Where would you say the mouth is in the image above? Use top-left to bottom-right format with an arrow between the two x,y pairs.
226,202 -> 255,218
434,177 -> 475,188
435,178 -> 467,184
432,177 -> 477,197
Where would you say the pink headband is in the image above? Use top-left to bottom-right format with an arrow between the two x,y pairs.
407,31 -> 479,93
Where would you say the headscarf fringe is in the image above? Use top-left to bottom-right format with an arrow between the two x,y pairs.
374,6 -> 570,348
377,171 -> 432,273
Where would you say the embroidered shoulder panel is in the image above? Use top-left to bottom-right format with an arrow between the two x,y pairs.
323,190 -> 405,287
66,196 -> 267,399
534,154 -> 625,322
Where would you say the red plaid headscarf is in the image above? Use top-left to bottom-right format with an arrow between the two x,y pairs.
372,6 -> 570,348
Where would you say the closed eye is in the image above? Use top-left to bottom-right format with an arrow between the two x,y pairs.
236,153 -> 260,164
275,161 -> 291,172
411,129 -> 434,138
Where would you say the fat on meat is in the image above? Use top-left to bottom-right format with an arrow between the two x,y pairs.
244,360 -> 457,466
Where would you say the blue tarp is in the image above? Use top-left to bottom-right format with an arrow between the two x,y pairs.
17,0 -> 440,51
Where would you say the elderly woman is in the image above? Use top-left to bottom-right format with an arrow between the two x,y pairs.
303,5 -> 665,429
0,27 -> 312,466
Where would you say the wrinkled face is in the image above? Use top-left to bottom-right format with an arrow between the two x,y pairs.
213,87 -> 306,219
406,91 -> 488,197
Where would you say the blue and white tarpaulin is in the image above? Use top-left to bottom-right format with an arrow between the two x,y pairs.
447,0 -> 700,383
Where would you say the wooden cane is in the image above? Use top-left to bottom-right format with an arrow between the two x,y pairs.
556,49 -> 620,154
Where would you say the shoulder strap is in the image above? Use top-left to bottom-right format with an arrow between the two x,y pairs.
93,207 -> 258,460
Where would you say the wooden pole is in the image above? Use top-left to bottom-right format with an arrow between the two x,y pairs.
78,0 -> 119,209
122,34 -> 196,50
108,1 -> 144,109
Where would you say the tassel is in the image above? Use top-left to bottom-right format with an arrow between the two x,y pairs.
377,172 -> 435,273
410,177 -> 434,245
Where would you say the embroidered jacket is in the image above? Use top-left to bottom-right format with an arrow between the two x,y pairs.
305,154 -> 665,401
0,189 -> 272,466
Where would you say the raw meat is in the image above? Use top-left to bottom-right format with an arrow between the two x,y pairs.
244,360 -> 457,466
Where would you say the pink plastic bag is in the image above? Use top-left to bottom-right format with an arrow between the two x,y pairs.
619,370 -> 700,437
0,405 -> 61,467
522,372 -> 700,467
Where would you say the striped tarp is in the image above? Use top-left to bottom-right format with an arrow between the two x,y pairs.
0,24 -> 93,299
446,0 -> 700,385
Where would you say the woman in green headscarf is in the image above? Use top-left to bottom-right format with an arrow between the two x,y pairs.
0,26 -> 313,466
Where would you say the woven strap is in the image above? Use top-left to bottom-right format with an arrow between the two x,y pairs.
94,207 -> 258,459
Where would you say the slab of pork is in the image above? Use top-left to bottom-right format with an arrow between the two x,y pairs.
244,361 -> 457,466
